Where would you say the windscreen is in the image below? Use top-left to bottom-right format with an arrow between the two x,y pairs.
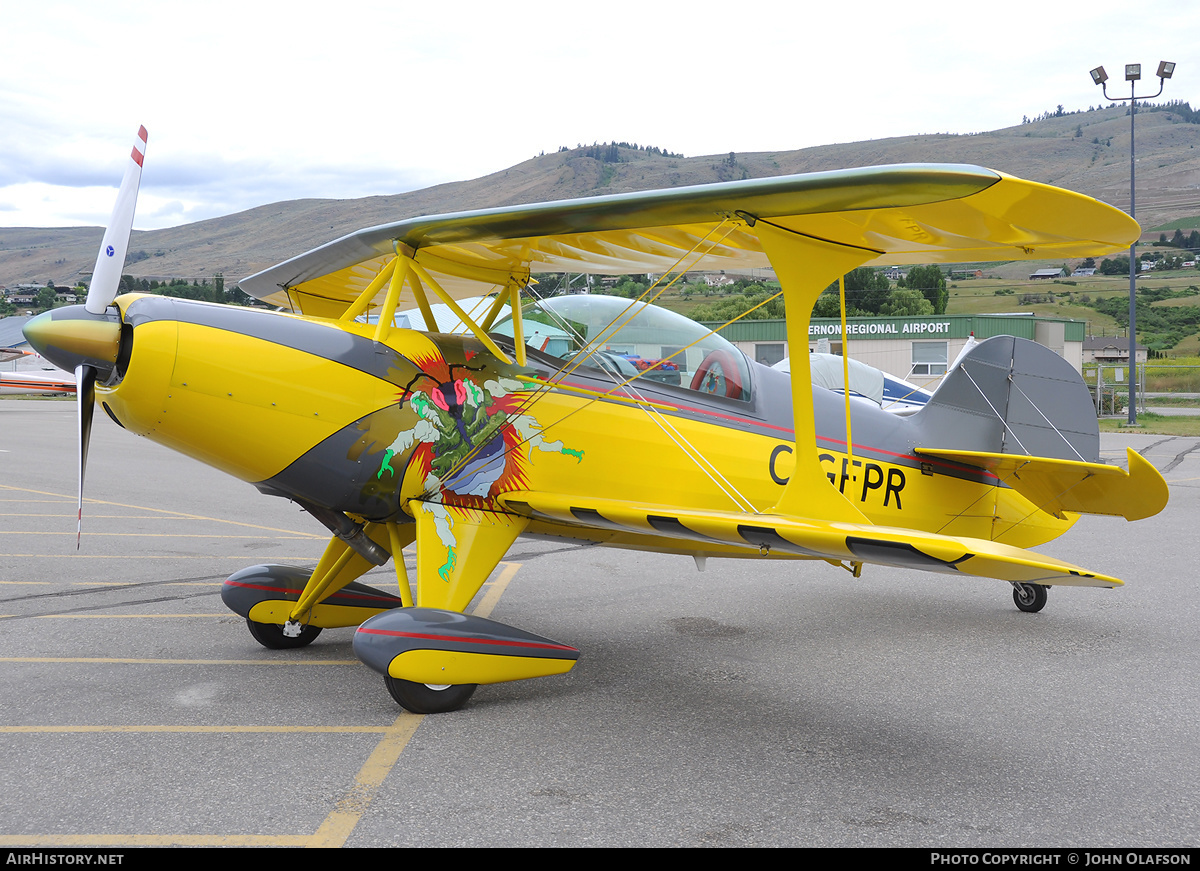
494,294 -> 751,401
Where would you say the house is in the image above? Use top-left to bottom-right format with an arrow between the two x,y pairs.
1082,336 -> 1148,366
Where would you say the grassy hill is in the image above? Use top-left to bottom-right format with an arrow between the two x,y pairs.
4,104 -> 1200,293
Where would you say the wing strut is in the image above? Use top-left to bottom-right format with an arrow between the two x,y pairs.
752,221 -> 879,523
838,274 -> 855,476
338,258 -> 398,323
334,243 -> 533,366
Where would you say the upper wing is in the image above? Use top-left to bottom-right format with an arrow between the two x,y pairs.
242,164 -> 1142,534
240,164 -> 1139,317
496,491 -> 1121,588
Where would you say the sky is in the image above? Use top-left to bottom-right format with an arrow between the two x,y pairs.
3,0 -> 1199,231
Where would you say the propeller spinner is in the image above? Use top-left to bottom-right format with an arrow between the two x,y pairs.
23,126 -> 146,546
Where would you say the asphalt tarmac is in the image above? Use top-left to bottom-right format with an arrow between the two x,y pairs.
1,399 -> 1197,848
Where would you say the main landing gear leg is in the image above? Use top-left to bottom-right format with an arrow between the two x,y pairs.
229,521 -> 410,651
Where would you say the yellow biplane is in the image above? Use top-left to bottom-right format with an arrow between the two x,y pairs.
25,129 -> 1168,713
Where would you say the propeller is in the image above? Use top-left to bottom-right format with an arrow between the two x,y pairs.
74,363 -> 97,547
88,126 -> 147,314
22,127 -> 146,548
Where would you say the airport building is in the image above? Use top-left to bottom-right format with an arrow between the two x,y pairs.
703,313 -> 1085,392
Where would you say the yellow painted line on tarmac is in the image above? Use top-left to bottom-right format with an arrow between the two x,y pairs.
0,834 -> 313,847
0,657 -> 358,665
0,513 -> 223,518
30,613 -> 243,619
2,564 -> 524,848
0,556 -> 324,563
2,532 -> 319,539
307,563 -> 523,847
473,561 -> 520,619
71,581 -> 222,586
0,483 -> 324,537
0,724 -> 384,733
309,714 -> 425,848
0,499 -> 75,503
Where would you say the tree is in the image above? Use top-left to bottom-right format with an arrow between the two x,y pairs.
841,267 -> 891,314
879,288 -> 934,316
1100,256 -> 1130,275
903,265 -> 948,314
812,289 -> 845,319
689,291 -> 785,322
610,277 -> 648,299
226,286 -> 254,306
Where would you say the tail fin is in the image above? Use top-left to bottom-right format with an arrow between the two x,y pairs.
914,335 -> 1098,463
913,336 -> 1167,521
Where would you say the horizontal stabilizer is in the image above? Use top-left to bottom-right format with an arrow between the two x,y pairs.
916,447 -> 1168,521
498,492 -> 1121,588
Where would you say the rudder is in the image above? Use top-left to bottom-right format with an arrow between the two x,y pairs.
913,335 -> 1099,463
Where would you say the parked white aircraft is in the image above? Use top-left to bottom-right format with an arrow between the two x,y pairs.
0,348 -> 76,396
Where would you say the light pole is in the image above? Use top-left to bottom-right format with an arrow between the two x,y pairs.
1089,61 -> 1175,425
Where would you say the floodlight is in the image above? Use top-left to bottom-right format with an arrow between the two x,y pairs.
1084,58 -> 1176,425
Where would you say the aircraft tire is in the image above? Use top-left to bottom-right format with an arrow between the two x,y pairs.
1012,583 -> 1049,613
385,676 -> 477,714
246,618 -> 323,649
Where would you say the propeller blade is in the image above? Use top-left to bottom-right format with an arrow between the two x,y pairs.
75,364 -> 97,549
86,126 -> 148,315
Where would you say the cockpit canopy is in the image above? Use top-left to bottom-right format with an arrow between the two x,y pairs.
494,294 -> 752,401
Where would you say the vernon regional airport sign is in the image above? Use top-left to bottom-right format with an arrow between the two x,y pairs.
809,319 -> 952,337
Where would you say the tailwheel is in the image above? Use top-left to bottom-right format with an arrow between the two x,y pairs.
385,676 -> 477,714
246,618 -> 322,649
1012,583 -> 1049,613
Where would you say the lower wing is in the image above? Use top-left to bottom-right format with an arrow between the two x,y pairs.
497,492 -> 1120,588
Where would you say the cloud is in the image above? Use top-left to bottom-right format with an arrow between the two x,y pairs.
3,0 -> 1198,229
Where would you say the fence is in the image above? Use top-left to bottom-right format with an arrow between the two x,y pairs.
1083,364 -> 1200,415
